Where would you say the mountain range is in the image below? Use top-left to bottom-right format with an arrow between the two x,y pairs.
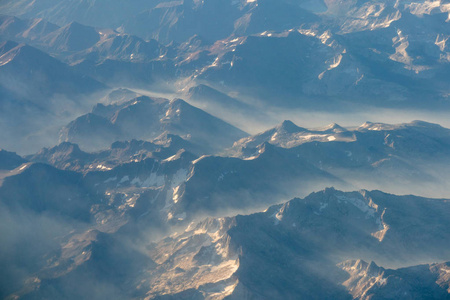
59,93 -> 247,152
2,186 -> 449,299
2,122 -> 450,299
1,0 -> 449,111
1,1 -> 450,299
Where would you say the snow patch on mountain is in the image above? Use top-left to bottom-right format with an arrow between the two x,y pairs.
336,194 -> 378,219
407,0 -> 442,17
130,173 -> 165,188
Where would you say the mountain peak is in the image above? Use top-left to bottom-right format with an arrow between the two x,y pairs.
61,21 -> 98,35
65,21 -> 86,29
188,83 -> 210,93
0,149 -> 27,170
276,120 -> 305,133
321,123 -> 346,133
170,98 -> 189,107
339,259 -> 381,274
154,132 -> 186,144
44,20 -> 100,52
41,142 -> 85,157
0,42 -> 56,67
257,141 -> 279,156
323,186 -> 337,194
52,142 -> 82,153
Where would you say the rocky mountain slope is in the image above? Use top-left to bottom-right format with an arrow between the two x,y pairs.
4,187 -> 449,299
